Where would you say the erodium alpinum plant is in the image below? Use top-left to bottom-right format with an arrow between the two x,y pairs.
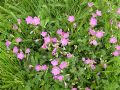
1,0 -> 120,90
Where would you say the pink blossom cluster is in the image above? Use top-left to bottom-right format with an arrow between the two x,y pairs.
57,29 -> 69,46
14,47 -> 30,60
89,9 -> 102,27
35,64 -> 48,71
5,8 -> 120,89
41,30 -> 70,56
5,38 -> 30,60
107,36 -> 120,56
25,16 -> 40,25
89,9 -> 119,56
89,28 -> 104,46
40,28 -> 72,82
89,9 -> 105,46
41,30 -> 71,81
83,58 -> 96,70
41,31 -> 51,49
51,59 -> 68,81
41,31 -> 57,50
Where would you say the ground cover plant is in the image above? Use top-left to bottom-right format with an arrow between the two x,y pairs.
0,0 -> 120,90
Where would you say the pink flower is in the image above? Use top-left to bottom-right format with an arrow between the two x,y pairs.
44,36 -> 51,44
96,10 -> 102,16
60,38 -> 69,46
67,53 -> 73,58
117,8 -> 120,14
84,59 -> 95,65
41,43 -> 48,49
41,65 -> 48,71
32,16 -> 40,25
85,87 -> 91,90
41,31 -> 47,37
90,40 -> 98,46
35,65 -> 41,71
115,45 -> 120,50
68,16 -> 75,22
52,38 -> 57,43
57,29 -> 63,35
90,17 -> 97,27
84,60 -> 90,64
57,75 -> 64,81
17,19 -> 21,24
16,38 -> 22,43
52,48 -> 57,55
112,50 -> 120,56
89,28 -> 96,36
51,60 -> 58,66
13,46 -> 19,54
62,32 -> 69,38
59,61 -> 68,69
109,37 -> 117,43
71,88 -> 77,90
5,40 -> 11,47
95,31 -> 104,38
26,16 -> 33,24
51,66 -> 61,75
84,59 -> 91,64
25,48 -> 30,54
13,24 -> 18,30
88,2 -> 93,7
17,51 -> 24,60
